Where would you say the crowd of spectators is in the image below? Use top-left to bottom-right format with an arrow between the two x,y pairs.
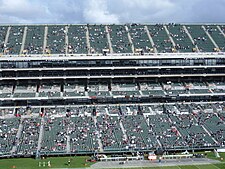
0,102 -> 224,156
167,24 -> 195,52
24,26 -> 45,54
0,26 -> 7,53
0,118 -> 20,155
17,118 -> 40,155
186,25 -> 216,52
108,25 -> 132,53
148,24 -> 174,53
128,24 -> 152,53
5,26 -> 24,54
46,25 -> 66,54
97,115 -> 127,150
88,25 -> 109,54
0,24 -> 224,55
69,116 -> 98,152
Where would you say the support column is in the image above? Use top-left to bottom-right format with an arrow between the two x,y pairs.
20,26 -> 28,54
183,25 -> 200,52
125,25 -> 135,53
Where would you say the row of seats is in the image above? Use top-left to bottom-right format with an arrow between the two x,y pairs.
1,24 -> 224,55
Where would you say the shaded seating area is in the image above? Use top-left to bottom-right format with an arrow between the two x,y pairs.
111,83 -> 140,96
39,84 -> 61,98
185,82 -> 212,94
13,84 -> 36,98
140,82 -> 165,96
0,85 -> 13,98
63,83 -> 85,97
1,81 -> 225,100
88,83 -> 110,97
0,108 -> 14,116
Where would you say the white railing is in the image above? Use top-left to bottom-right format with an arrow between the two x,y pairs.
0,52 -> 225,61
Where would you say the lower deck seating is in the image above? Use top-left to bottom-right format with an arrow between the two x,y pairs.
0,118 -> 20,155
70,116 -> 98,152
0,102 -> 225,157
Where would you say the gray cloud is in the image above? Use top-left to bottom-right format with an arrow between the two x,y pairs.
83,0 -> 119,24
0,0 -> 224,24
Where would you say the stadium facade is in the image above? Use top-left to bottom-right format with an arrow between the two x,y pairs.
0,23 -> 225,158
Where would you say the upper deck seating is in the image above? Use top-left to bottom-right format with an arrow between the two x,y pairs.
88,25 -> 109,54
128,24 -> 152,53
108,25 -> 132,53
68,25 -> 88,54
147,25 -> 173,53
186,25 -> 215,52
205,25 -> 225,52
0,26 -> 8,53
6,26 -> 24,55
167,24 -> 195,52
24,26 -> 45,54
46,25 -> 65,54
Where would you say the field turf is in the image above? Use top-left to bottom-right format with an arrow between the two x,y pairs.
0,152 -> 224,169
0,156 -> 92,169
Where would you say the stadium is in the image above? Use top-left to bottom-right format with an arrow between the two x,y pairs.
0,23 -> 225,168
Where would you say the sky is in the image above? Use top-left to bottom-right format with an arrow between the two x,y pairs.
0,0 -> 224,24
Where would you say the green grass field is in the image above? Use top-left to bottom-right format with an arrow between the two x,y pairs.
0,152 -> 224,169
0,156 -> 92,169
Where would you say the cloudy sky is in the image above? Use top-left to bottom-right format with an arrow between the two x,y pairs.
0,0 -> 224,24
